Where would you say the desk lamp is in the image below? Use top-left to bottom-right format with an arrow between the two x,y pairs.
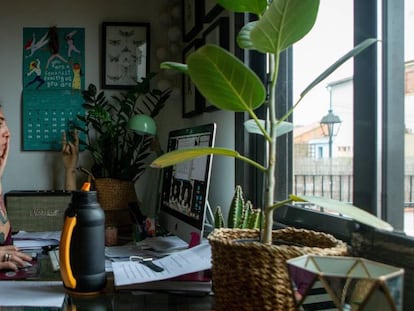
128,114 -> 157,136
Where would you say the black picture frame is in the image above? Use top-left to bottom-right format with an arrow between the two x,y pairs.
101,22 -> 150,89
204,0 -> 224,23
201,16 -> 230,112
182,0 -> 204,42
182,39 -> 204,118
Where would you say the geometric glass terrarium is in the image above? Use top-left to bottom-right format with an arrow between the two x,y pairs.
287,255 -> 404,311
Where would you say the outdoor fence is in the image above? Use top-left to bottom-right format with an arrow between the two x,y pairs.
294,174 -> 414,207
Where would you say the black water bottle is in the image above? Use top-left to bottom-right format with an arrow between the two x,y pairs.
59,190 -> 107,293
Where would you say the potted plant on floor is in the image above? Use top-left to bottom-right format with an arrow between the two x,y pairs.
152,0 -> 393,309
77,73 -> 171,228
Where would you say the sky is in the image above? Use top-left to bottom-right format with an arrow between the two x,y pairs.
293,0 -> 414,128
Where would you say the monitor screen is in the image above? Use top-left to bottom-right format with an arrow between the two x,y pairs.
158,123 -> 216,246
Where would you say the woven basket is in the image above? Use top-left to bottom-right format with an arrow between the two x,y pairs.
208,227 -> 348,311
94,178 -> 137,211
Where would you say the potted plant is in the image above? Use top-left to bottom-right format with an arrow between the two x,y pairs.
152,0 -> 393,309
76,73 -> 171,223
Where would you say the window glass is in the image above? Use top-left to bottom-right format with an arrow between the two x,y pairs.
293,1 -> 354,203
404,0 -> 414,236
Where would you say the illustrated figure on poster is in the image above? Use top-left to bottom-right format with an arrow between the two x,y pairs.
25,58 -> 45,90
46,26 -> 68,70
65,30 -> 80,58
24,31 -> 49,58
61,129 -> 79,191
70,62 -> 82,90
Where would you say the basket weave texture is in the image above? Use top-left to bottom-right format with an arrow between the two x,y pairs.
94,178 -> 137,211
208,227 -> 348,311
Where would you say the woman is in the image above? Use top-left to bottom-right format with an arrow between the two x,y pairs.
0,106 -> 32,270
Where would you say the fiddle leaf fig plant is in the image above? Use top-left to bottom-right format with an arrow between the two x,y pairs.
152,0 -> 393,244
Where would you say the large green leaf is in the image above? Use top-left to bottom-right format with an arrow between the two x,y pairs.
251,0 -> 320,54
216,0 -> 267,15
151,147 -> 266,171
151,147 -> 240,168
187,44 -> 266,112
291,195 -> 394,231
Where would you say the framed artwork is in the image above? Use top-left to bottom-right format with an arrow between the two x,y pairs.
182,39 -> 204,118
101,22 -> 150,89
204,0 -> 224,23
202,16 -> 230,112
182,0 -> 204,42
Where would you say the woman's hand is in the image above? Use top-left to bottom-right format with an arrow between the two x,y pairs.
0,245 -> 32,271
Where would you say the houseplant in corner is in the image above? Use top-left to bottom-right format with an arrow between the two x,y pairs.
77,73 -> 171,228
153,0 -> 393,310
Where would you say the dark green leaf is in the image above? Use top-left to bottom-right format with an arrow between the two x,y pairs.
187,44 -> 266,112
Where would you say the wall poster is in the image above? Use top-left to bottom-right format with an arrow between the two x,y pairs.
22,26 -> 85,151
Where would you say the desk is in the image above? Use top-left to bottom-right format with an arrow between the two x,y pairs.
0,256 -> 215,310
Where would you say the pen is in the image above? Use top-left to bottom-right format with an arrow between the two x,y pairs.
129,256 -> 164,273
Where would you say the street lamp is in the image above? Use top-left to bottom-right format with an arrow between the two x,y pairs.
320,109 -> 341,158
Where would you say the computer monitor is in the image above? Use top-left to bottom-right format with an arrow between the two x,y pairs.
158,123 -> 216,246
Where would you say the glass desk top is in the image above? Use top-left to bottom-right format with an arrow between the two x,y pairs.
0,255 -> 214,310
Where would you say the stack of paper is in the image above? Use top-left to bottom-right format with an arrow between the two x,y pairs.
12,231 -> 60,250
0,281 -> 65,307
112,242 -> 212,293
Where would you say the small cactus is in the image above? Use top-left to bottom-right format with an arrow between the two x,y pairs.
228,185 -> 245,228
242,201 -> 261,229
214,206 -> 225,229
214,185 -> 261,229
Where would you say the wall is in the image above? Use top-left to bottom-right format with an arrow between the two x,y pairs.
0,0 -> 235,213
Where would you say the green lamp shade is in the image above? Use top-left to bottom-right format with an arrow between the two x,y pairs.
128,114 -> 157,136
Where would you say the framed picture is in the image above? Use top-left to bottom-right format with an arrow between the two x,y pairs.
101,22 -> 150,89
202,16 -> 230,112
182,39 -> 204,118
204,0 -> 224,23
182,0 -> 204,42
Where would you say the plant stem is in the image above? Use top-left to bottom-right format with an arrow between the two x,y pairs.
262,52 -> 280,244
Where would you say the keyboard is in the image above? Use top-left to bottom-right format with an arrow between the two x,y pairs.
48,248 -> 60,272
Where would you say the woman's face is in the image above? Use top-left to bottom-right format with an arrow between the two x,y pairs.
0,110 -> 10,157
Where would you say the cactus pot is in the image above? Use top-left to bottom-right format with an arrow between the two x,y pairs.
208,227 -> 347,311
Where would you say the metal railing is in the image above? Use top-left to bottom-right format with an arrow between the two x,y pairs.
294,174 -> 414,207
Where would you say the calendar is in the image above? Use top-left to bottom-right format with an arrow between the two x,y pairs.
22,26 -> 85,151
23,90 -> 85,151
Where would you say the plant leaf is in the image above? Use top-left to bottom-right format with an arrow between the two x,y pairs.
251,0 -> 320,54
300,38 -> 378,99
151,147 -> 240,168
291,194 -> 394,231
160,61 -> 188,74
237,22 -> 257,50
216,0 -> 267,15
244,119 -> 293,137
187,44 -> 266,112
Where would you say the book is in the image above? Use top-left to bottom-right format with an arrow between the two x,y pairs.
115,270 -> 212,294
0,259 -> 41,280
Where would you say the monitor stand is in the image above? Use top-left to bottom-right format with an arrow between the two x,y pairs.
203,201 -> 215,236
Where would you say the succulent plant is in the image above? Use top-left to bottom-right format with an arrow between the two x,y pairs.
214,185 -> 261,229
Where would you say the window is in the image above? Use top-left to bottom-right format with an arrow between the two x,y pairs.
293,1 -> 354,201
235,0 -> 408,234
404,0 -> 414,235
